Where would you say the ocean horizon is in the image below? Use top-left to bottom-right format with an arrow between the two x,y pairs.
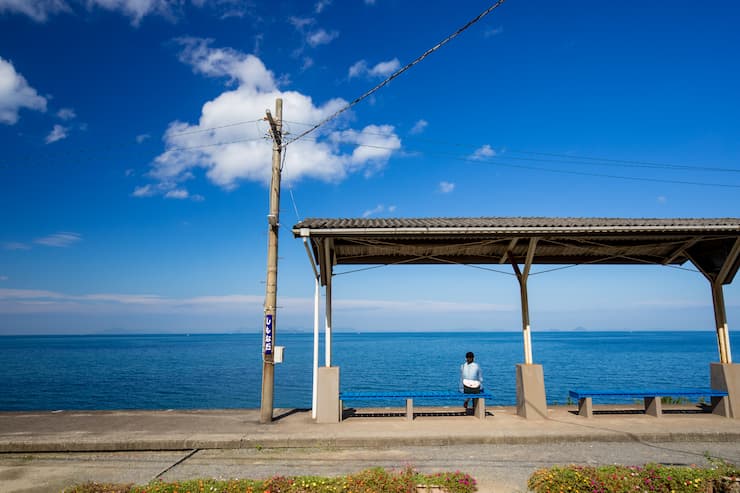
1,330 -> 736,411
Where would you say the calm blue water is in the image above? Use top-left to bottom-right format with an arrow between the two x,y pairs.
0,331 -> 736,411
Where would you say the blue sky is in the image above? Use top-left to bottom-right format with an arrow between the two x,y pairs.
0,0 -> 738,335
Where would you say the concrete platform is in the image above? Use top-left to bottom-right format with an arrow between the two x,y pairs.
1,405 -> 738,452
1,405 -> 738,493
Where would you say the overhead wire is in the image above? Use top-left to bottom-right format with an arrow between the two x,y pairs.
281,119 -> 740,174
285,135 -> 740,189
283,0 -> 507,147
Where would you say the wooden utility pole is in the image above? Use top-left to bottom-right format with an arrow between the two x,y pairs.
260,98 -> 283,424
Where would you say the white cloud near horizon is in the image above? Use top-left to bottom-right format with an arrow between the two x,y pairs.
0,56 -> 47,124
45,124 -> 68,143
0,287 -> 516,316
470,144 -> 496,160
348,58 -> 400,79
34,232 -> 81,247
138,37 -> 401,197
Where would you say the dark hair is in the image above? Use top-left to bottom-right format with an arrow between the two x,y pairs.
465,351 -> 474,359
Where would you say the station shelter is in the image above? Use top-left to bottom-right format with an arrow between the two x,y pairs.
292,217 -> 740,422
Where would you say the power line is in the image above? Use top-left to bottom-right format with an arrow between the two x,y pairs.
167,119 -> 264,138
282,119 -> 740,174
283,0 -> 507,147
288,135 -> 740,189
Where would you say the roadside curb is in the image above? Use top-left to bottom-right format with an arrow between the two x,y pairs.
2,431 -> 738,453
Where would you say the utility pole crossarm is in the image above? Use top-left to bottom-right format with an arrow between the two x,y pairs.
265,110 -> 282,147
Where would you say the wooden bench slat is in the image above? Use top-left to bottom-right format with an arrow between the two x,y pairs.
341,391 -> 493,399
339,390 -> 493,421
568,388 -> 729,419
569,389 -> 728,399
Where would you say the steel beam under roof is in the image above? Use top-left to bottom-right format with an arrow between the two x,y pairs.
294,217 -> 740,285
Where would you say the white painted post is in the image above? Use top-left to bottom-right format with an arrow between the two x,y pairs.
312,277 -> 320,418
324,239 -> 333,367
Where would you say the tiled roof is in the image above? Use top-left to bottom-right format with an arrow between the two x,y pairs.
293,217 -> 740,284
294,217 -> 740,232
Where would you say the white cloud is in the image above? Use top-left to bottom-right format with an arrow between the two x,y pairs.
0,0 -> 250,25
2,242 -> 30,250
0,56 -> 47,124
314,0 -> 331,13
439,181 -> 455,193
132,184 -> 154,197
0,287 -> 271,315
410,119 -> 427,134
136,133 -> 151,143
45,124 -> 68,143
34,232 -> 82,247
306,28 -> 338,47
657,195 -> 667,204
164,189 -> 189,199
289,16 -> 313,30
300,57 -> 314,72
470,144 -> 496,160
362,204 -> 397,218
348,60 -> 368,79
485,26 -> 503,37
368,58 -> 399,77
348,58 -> 400,79
56,107 -> 76,120
0,0 -> 70,22
84,0 -> 178,25
0,276 -> 7,281
139,38 -> 401,197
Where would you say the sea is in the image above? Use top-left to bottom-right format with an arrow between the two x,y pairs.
0,331 -> 736,411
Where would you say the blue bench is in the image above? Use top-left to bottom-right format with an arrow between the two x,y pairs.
569,388 -> 729,418
339,390 -> 494,421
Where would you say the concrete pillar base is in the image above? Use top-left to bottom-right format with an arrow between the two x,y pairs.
316,366 -> 340,423
710,362 -> 740,418
516,363 -> 548,419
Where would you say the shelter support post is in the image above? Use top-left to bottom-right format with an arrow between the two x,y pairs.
711,283 -> 732,364
692,237 -> 740,418
301,235 -> 322,420
710,363 -> 740,418
324,238 -> 333,367
509,238 -> 548,419
316,366 -> 341,423
312,277 -> 320,419
315,237 -> 340,422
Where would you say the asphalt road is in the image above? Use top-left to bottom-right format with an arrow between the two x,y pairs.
2,440 -> 739,493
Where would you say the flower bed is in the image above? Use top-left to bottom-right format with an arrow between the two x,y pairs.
64,467 -> 477,493
528,463 -> 739,493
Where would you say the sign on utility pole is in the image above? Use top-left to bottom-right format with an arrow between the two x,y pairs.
260,98 -> 282,424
